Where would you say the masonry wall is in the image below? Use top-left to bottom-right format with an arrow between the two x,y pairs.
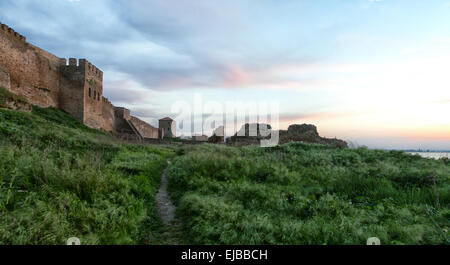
0,64 -> 10,90
192,135 -> 208,142
102,97 -> 115,132
59,58 -> 85,122
0,22 -> 160,138
159,120 -> 176,138
82,60 -> 103,129
129,116 -> 159,139
114,107 -> 133,134
0,23 -> 61,107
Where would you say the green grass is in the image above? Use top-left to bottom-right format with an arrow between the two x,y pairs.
1,101 -> 449,245
166,144 -> 450,245
0,86 -> 28,108
0,106 -> 176,244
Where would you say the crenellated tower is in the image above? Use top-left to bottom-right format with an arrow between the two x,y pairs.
0,22 -> 162,139
0,23 -> 27,43
59,58 -> 104,129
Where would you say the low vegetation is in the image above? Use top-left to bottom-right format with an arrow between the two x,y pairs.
0,106 -> 175,244
1,104 -> 449,245
167,144 -> 450,245
0,86 -> 28,109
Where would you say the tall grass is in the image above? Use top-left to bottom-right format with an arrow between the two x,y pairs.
167,143 -> 450,245
0,107 -> 175,244
1,105 -> 449,245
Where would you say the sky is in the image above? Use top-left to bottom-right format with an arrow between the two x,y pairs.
0,0 -> 449,149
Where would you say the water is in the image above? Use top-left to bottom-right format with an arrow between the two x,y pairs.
407,152 -> 450,160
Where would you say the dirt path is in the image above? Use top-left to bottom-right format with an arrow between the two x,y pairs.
156,161 -> 177,225
154,161 -> 183,244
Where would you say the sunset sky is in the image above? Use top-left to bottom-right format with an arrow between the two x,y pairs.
1,0 -> 449,149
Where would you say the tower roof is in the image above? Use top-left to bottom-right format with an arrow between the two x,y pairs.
159,117 -> 173,121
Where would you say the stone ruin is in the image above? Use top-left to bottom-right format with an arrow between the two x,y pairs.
226,123 -> 348,148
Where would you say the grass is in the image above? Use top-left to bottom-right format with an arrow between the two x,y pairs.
0,86 -> 28,108
1,100 -> 449,245
166,144 -> 450,245
0,106 -> 176,244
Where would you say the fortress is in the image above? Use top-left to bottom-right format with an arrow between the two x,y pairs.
0,22 -> 347,147
0,22 -> 175,141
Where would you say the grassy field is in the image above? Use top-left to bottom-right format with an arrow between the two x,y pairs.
0,104 -> 449,245
0,106 -> 176,244
166,144 -> 450,245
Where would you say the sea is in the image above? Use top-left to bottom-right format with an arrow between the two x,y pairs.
407,152 -> 450,160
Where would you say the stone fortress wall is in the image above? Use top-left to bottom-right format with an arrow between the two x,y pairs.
0,23 -> 61,108
0,22 -> 346,147
0,22 -> 163,140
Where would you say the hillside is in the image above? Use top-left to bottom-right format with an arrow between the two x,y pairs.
0,97 -> 449,245
0,104 -> 177,244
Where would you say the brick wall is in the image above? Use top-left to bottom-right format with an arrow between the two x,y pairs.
114,107 -> 133,134
159,120 -> 176,138
129,116 -> 159,139
0,64 -> 10,90
102,97 -> 115,132
82,60 -> 103,129
0,22 -> 160,138
0,23 -> 61,107
59,58 -> 85,122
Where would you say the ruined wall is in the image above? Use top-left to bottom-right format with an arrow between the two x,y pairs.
129,116 -> 159,139
82,60 -> 103,129
159,119 -> 176,138
59,58 -> 85,122
226,123 -> 348,148
0,22 -> 104,129
0,22 -> 161,136
0,64 -> 10,90
114,107 -> 133,134
115,107 -> 131,120
59,58 -> 104,129
102,97 -> 115,132
192,135 -> 208,142
0,23 -> 61,107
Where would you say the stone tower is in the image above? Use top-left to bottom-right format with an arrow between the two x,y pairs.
0,22 -> 161,139
59,58 -> 104,129
159,117 -> 176,138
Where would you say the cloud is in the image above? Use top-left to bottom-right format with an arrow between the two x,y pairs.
279,111 -> 363,124
0,0 -> 327,91
103,80 -> 152,104
131,107 -> 158,119
2,0 -> 449,150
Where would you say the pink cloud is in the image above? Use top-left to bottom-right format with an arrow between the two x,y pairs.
222,64 -> 253,86
279,111 -> 363,123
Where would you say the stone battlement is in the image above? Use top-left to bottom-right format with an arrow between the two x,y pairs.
60,58 -> 103,79
0,22 -> 166,140
102,96 -> 112,105
0,23 -> 26,43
